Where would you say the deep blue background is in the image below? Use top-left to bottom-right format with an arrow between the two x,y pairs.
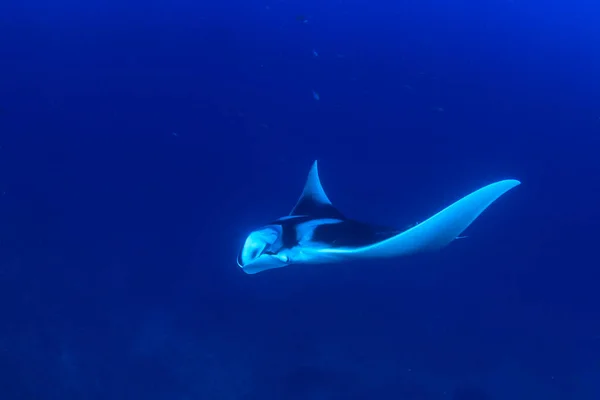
1,0 -> 599,399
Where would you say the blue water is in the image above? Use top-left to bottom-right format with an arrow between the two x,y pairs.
1,0 -> 599,399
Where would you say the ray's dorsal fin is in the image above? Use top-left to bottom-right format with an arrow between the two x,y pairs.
290,161 -> 346,219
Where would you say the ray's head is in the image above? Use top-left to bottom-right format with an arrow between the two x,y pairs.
237,225 -> 290,274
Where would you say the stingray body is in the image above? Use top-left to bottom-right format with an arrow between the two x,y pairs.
237,161 -> 520,274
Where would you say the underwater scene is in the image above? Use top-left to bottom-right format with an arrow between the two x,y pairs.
0,0 -> 599,399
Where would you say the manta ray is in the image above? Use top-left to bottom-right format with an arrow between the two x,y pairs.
237,161 -> 520,274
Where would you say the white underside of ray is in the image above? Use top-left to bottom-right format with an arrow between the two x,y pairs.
307,179 -> 521,259
290,160 -> 332,215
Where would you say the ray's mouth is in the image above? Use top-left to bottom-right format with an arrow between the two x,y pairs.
237,248 -> 278,268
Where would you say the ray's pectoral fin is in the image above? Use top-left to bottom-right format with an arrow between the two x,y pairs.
290,160 -> 345,219
317,179 -> 521,259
